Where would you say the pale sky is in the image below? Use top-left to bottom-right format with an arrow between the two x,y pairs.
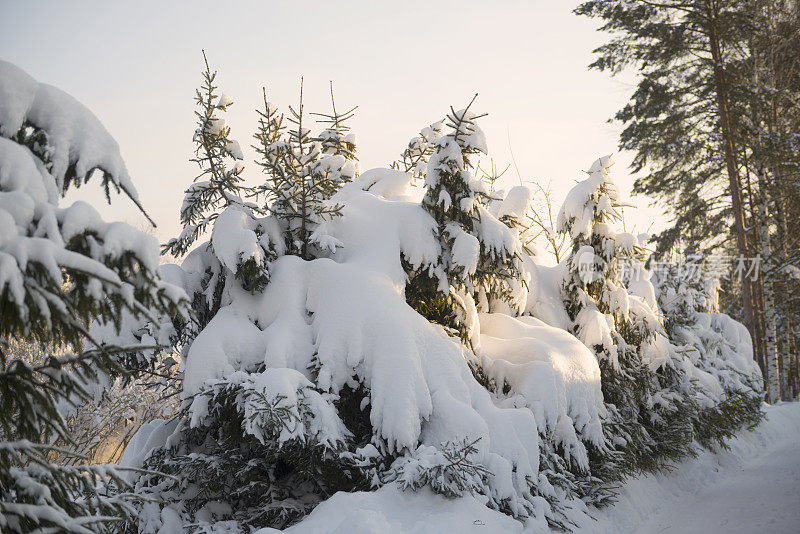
0,0 -> 666,249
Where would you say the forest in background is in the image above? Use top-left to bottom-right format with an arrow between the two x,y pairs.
577,0 -> 800,401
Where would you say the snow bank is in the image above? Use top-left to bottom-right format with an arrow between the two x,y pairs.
477,313 -> 605,467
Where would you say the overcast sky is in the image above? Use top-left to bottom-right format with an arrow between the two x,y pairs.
0,0 -> 666,246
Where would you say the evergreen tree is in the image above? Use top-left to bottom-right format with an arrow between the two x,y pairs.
253,80 -> 358,260
164,51 -> 250,258
406,97 -> 524,344
164,53 -> 280,342
558,156 -> 692,477
0,60 -> 186,533
125,74 -> 365,532
391,119 -> 445,180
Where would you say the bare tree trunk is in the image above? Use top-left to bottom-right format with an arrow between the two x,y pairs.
776,196 -> 796,399
744,162 -> 767,377
704,0 -> 758,364
758,199 -> 780,401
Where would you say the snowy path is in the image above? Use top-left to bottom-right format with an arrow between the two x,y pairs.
581,402 -> 800,534
634,437 -> 800,534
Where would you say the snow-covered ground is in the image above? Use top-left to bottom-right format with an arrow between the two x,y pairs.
258,402 -> 800,534
580,402 -> 800,534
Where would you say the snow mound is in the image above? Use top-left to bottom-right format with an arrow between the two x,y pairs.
477,312 -> 605,468
343,167 -> 414,200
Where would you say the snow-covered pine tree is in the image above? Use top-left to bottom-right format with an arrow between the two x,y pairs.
653,260 -> 764,448
164,53 -> 279,342
123,78 -> 367,532
0,60 -> 186,533
253,80 -> 358,260
557,156 -> 694,477
391,119 -> 445,180
406,97 -> 524,344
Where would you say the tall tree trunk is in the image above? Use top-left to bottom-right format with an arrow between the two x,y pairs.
776,195 -> 796,399
758,197 -> 780,401
704,0 -> 758,363
744,162 -> 767,376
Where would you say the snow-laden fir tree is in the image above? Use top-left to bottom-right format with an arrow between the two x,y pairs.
391,119 -> 445,180
165,51 -> 250,258
652,260 -> 764,448
0,60 -> 187,533
406,97 -> 525,344
120,72 -> 366,532
164,53 -> 282,342
557,156 -> 695,476
252,79 -> 358,260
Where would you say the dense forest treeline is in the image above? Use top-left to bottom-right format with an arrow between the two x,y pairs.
577,0 -> 800,401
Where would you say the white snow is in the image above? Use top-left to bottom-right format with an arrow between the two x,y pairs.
343,168 -> 413,200
477,312 -> 605,461
254,483 -> 523,534
557,155 -> 618,240
575,402 -> 800,534
448,223 -> 480,276
210,205 -> 265,275
0,60 -> 141,203
495,185 -> 533,222
216,93 -> 234,108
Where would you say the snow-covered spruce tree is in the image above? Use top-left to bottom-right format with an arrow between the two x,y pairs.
391,119 -> 445,180
652,261 -> 764,448
557,156 -> 695,478
252,80 -> 358,260
164,53 -> 281,342
164,52 -> 249,258
312,81 -> 360,178
405,97 -> 525,344
123,78 -> 365,532
0,60 -> 186,533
